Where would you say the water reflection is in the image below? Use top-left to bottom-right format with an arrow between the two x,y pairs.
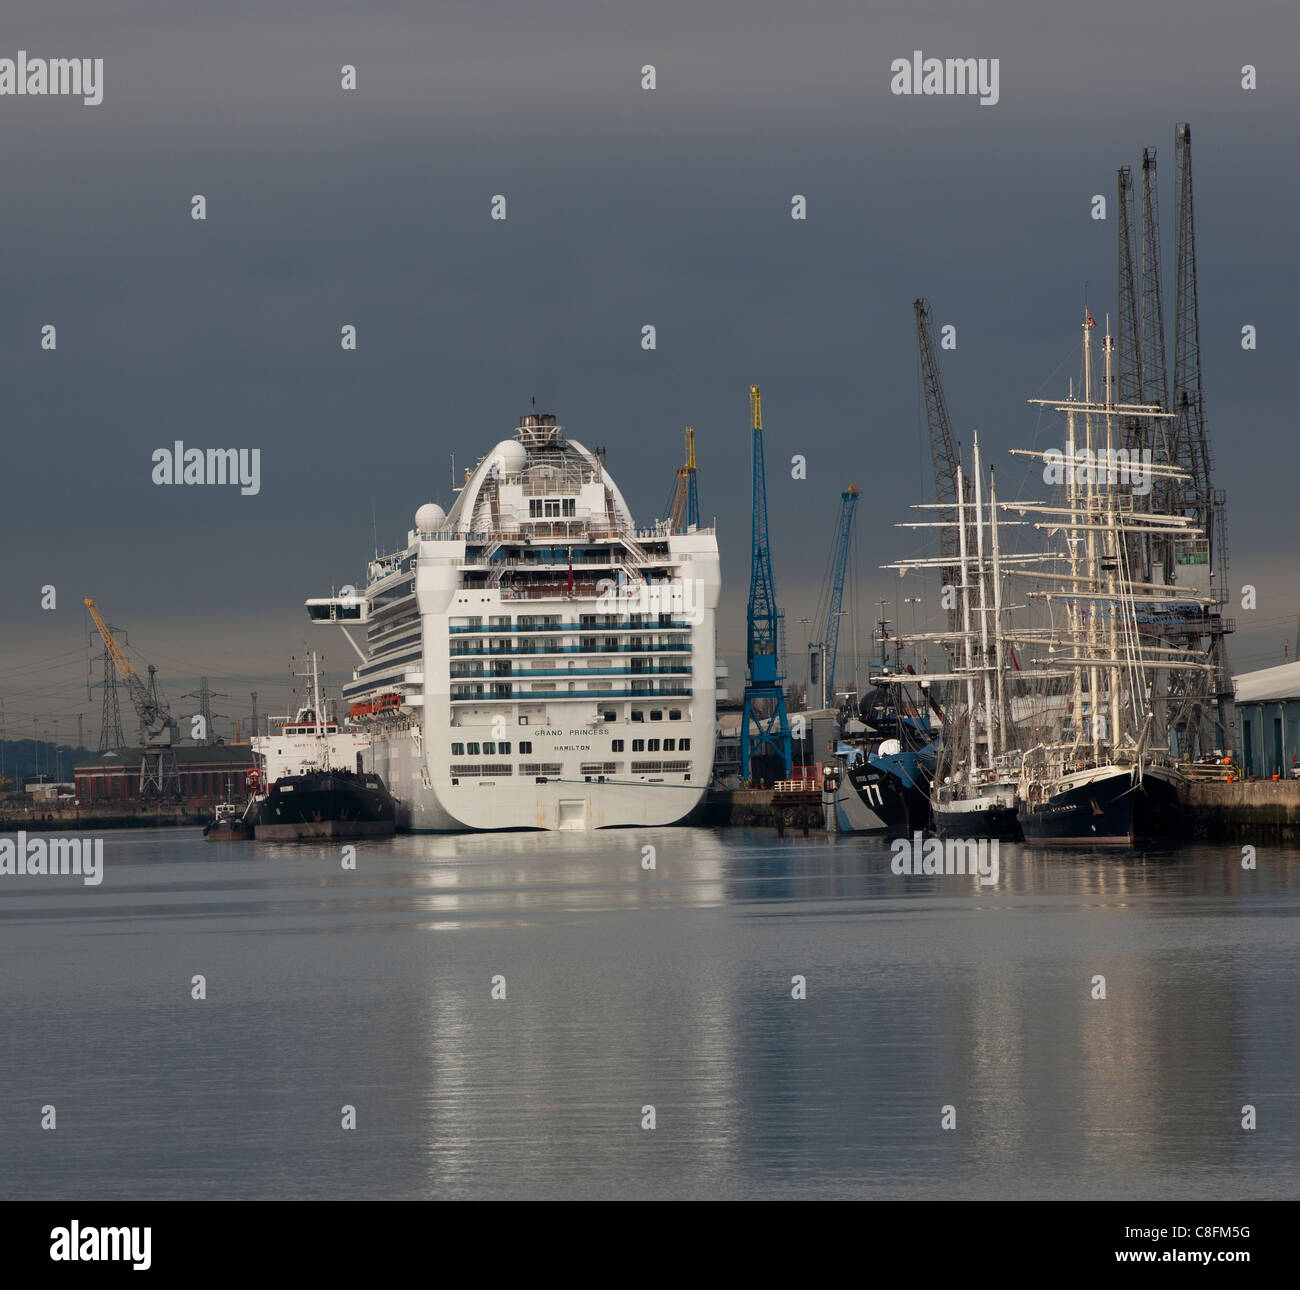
0,828 -> 1294,1198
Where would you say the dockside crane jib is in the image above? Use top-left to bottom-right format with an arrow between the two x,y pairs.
83,598 -> 178,747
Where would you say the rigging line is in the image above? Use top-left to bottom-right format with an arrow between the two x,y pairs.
1116,521 -> 1144,729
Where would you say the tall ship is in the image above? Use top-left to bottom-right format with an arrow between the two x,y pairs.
923,433 -> 1031,840
248,654 -> 397,839
305,411 -> 721,831
1003,313 -> 1203,846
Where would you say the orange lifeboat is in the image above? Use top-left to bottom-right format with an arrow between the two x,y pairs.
373,692 -> 402,715
349,700 -> 373,719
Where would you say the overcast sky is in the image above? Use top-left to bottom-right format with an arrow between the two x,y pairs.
2,0 -> 1296,741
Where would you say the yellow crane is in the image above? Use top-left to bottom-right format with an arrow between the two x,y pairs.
666,427 -> 700,532
84,598 -> 177,746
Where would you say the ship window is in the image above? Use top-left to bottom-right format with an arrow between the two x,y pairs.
612,739 -> 624,752
648,739 -> 660,752
631,710 -> 644,722
602,710 -> 616,722
519,741 -> 533,754
467,742 -> 480,755
544,498 -> 560,517
632,739 -> 645,752
669,709 -> 682,720
680,738 -> 691,750
664,739 -> 675,751
563,498 -> 575,516
451,742 -> 465,756
650,709 -> 662,721
483,742 -> 496,755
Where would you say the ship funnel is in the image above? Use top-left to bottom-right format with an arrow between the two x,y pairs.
516,412 -> 562,447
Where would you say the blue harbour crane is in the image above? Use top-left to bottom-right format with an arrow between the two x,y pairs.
741,385 -> 792,783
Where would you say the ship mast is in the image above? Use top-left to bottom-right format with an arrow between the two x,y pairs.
988,464 -> 1008,759
1083,315 -> 1103,763
1065,375 -> 1083,758
311,651 -> 330,769
956,461 -> 978,781
972,431 -> 994,770
1103,322 -> 1124,748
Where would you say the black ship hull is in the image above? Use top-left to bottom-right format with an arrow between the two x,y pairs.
203,819 -> 253,842
932,798 -> 1021,840
1019,765 -> 1181,847
845,760 -> 932,834
252,771 -> 397,840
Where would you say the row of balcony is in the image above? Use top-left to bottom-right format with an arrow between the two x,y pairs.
450,642 -> 691,657
449,620 -> 694,634
449,685 -> 693,702
450,665 -> 692,679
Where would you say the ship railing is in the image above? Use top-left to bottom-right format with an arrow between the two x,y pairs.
449,686 -> 693,701
448,620 -> 694,634
1177,759 -> 1237,782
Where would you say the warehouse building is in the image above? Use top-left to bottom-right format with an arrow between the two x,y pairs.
1233,661 -> 1300,779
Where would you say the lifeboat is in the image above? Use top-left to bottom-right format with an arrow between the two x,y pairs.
373,692 -> 402,715
349,700 -> 373,719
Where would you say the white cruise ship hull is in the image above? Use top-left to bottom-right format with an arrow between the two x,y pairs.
309,412 -> 720,833
366,725 -> 705,831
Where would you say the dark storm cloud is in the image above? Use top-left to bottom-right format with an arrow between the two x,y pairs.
1,0 -> 1296,719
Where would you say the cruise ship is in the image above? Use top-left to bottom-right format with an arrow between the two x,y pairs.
305,412 -> 721,831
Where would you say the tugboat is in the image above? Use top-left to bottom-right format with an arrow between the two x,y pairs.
202,801 -> 253,842
248,654 -> 398,840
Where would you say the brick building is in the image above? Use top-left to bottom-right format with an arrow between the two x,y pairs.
75,744 -> 257,805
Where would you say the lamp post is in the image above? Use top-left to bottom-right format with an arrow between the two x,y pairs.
797,617 -> 812,710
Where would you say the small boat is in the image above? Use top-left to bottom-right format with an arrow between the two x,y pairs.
203,802 -> 253,842
932,771 -> 1021,839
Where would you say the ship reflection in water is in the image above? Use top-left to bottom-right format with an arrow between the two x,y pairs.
0,829 -> 1295,1199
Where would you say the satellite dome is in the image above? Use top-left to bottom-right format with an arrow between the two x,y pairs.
415,503 -> 445,534
490,440 -> 527,476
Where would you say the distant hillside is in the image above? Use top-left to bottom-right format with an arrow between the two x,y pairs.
0,739 -> 97,791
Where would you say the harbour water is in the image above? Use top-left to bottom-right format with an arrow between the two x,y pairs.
1,828 -> 1296,1200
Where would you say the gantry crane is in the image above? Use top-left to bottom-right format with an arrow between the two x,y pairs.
811,486 -> 859,709
914,300 -> 970,639
1169,123 -> 1235,757
1114,128 -> 1235,759
740,386 -> 792,783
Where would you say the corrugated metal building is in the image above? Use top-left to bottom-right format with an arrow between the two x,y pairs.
1234,662 -> 1300,778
